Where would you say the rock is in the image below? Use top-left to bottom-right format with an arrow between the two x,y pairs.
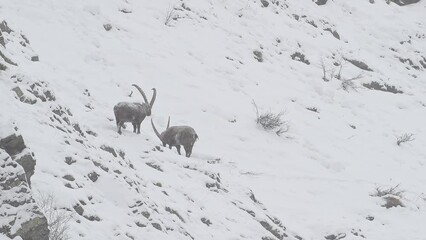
88,171 -> 99,182
65,156 -> 76,165
11,87 -> 37,105
15,153 -> 36,187
103,24 -> 112,31
0,134 -> 26,156
363,81 -> 403,94
73,204 -> 84,216
313,0 -> 328,5
0,149 -> 49,240
290,52 -> 310,65
0,62 -> 6,71
0,21 -> 12,34
63,174 -> 75,181
261,0 -> 270,7
201,217 -> 212,226
15,217 -> 49,240
390,0 -> 420,5
31,56 -> 39,62
151,223 -> 162,231
324,28 -> 340,40
345,58 -> 373,71
0,31 -> 4,47
101,145 -> 117,157
253,50 -> 263,62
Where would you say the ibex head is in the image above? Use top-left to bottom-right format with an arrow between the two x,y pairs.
132,84 -> 156,116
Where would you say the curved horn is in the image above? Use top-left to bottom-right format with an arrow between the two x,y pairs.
151,119 -> 162,141
132,84 -> 149,104
166,116 -> 170,129
150,88 -> 157,108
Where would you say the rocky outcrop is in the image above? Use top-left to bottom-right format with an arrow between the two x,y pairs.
390,0 -> 421,6
0,134 -> 49,240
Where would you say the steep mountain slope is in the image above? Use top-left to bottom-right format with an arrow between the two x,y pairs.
1,0 -> 425,239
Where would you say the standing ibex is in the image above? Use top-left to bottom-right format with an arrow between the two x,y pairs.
151,117 -> 198,157
113,84 -> 156,134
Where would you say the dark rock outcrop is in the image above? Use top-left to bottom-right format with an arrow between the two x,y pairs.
0,148 -> 49,240
390,0 -> 420,6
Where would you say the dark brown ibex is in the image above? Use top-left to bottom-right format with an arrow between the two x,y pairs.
113,84 -> 156,134
151,117 -> 198,157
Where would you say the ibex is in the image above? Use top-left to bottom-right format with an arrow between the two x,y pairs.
151,117 -> 198,157
113,84 -> 156,134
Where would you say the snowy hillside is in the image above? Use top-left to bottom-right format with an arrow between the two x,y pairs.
1,0 -> 426,239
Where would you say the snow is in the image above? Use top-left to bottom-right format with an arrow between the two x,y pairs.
1,0 -> 426,239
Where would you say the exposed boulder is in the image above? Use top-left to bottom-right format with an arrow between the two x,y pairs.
0,149 -> 49,240
0,134 -> 26,156
390,0 -> 420,6
313,0 -> 328,5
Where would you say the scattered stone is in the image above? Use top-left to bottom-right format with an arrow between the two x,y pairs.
165,207 -> 185,222
103,24 -> 112,31
151,223 -> 162,231
65,156 -> 76,165
363,81 -> 403,94
0,21 -> 12,33
84,215 -> 101,221
0,62 -> 6,71
118,150 -> 125,159
324,28 -> 340,40
88,171 -> 99,182
119,8 -> 132,13
201,217 -> 212,226
324,233 -> 347,240
73,204 -> 84,216
31,55 -> 39,62
86,130 -> 98,137
63,175 -> 75,181
313,0 -> 328,5
93,161 -> 109,172
142,211 -> 150,219
0,50 -> 17,65
261,0 -> 270,7
135,222 -> 146,228
306,107 -> 318,113
366,215 -> 374,221
345,58 -> 373,71
146,162 -> 163,172
290,52 -> 310,65
253,50 -> 263,62
15,153 -> 36,187
260,220 -> 285,240
101,145 -> 117,157
0,31 -> 4,47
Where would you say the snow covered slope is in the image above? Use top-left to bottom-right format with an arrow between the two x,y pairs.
1,0 -> 426,239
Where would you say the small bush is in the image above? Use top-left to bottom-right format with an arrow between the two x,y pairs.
36,192 -> 73,240
372,184 -> 404,197
340,74 -> 362,92
371,184 -> 405,208
253,100 -> 289,136
396,133 -> 415,146
164,6 -> 176,26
